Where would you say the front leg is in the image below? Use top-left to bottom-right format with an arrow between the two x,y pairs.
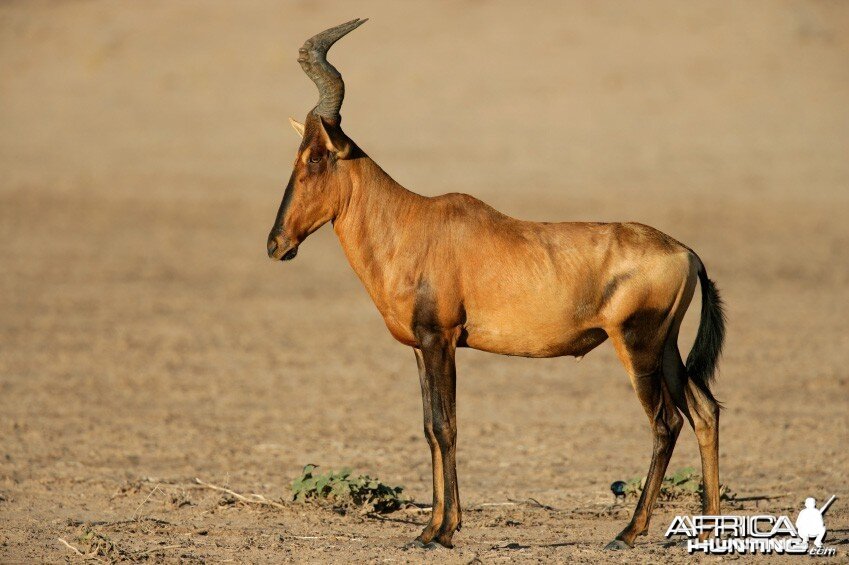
413,329 -> 461,548
413,347 -> 444,545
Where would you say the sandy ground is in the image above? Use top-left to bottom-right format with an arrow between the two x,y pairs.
2,1 -> 848,563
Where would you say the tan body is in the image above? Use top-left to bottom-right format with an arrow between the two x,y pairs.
334,160 -> 695,359
269,20 -> 725,550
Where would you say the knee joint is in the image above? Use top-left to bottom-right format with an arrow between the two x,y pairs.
654,409 -> 682,444
668,409 -> 684,435
432,418 -> 456,445
423,425 -> 438,445
693,401 -> 719,433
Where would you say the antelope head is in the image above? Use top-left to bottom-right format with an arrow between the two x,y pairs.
267,19 -> 367,261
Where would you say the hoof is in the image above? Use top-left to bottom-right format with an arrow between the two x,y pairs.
406,539 -> 442,551
435,537 -> 454,549
604,539 -> 633,550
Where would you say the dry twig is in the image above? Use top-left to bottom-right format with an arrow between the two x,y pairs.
132,483 -> 162,520
134,544 -> 181,556
508,497 -> 559,511
57,537 -> 84,556
194,477 -> 286,510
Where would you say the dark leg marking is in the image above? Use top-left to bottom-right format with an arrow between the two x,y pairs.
412,279 -> 462,548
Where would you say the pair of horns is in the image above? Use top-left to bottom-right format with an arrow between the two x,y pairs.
297,18 -> 367,123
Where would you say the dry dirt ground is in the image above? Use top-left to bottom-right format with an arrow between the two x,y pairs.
2,1 -> 848,563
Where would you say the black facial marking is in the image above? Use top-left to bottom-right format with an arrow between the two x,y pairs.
273,171 -> 297,234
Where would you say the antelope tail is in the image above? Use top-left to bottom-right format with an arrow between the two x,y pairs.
686,261 -> 726,405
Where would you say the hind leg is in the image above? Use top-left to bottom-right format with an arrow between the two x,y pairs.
687,380 -> 720,521
662,342 -> 721,528
605,330 -> 683,549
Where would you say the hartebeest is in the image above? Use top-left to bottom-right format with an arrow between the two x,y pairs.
267,19 -> 725,550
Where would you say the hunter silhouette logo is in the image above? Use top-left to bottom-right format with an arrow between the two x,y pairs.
796,496 -> 835,549
665,495 -> 838,556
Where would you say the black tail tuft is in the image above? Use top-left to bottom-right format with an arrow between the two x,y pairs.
686,264 -> 726,405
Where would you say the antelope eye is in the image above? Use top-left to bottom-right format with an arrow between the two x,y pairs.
309,155 -> 322,163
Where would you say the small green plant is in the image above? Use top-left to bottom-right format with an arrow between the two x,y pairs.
291,464 -> 407,514
624,466 -> 734,502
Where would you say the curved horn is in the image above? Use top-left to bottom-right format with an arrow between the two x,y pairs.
297,18 -> 367,122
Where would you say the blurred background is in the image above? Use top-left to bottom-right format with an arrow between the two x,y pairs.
1,1 -> 847,561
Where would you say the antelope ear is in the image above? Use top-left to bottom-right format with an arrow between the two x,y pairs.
288,117 -> 305,138
317,116 -> 352,159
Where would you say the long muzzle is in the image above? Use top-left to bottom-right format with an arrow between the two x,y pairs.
267,231 -> 298,261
